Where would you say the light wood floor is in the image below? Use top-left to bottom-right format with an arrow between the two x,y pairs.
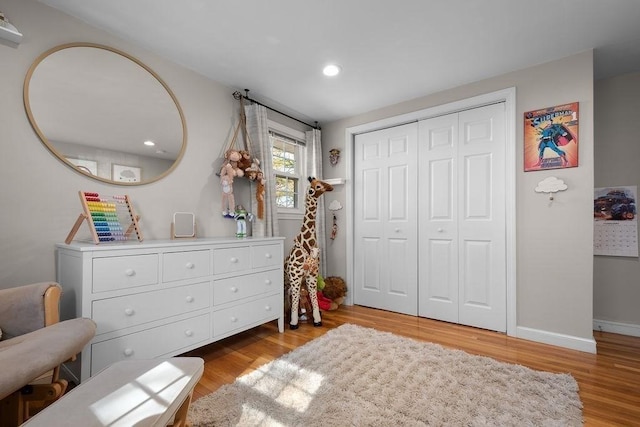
182,305 -> 640,426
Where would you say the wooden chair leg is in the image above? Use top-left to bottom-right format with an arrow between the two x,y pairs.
168,391 -> 194,427
0,391 -> 25,427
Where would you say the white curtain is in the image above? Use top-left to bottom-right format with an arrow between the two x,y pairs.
244,103 -> 279,237
306,128 -> 327,276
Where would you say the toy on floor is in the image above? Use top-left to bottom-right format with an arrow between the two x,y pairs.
320,276 -> 347,310
284,177 -> 334,329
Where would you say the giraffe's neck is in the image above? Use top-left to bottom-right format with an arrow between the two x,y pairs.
295,195 -> 318,251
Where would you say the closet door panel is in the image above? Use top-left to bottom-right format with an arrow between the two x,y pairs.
418,113 -> 459,321
457,103 -> 506,332
354,123 -> 418,315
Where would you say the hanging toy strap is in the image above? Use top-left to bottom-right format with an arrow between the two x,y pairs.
238,95 -> 255,154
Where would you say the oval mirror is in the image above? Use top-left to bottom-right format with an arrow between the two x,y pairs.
24,43 -> 187,185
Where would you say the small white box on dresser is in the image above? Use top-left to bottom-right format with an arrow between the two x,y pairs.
56,237 -> 285,382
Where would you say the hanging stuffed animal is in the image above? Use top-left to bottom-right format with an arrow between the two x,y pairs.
237,150 -> 252,173
256,171 -> 266,219
220,163 -> 236,217
225,149 -> 244,177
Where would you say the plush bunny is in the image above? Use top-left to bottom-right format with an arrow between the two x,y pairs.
220,163 -> 236,217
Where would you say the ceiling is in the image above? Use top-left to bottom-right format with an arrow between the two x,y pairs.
38,0 -> 640,125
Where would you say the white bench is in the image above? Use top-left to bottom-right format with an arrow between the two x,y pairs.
23,357 -> 203,427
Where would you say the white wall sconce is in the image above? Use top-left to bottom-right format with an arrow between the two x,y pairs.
535,176 -> 568,201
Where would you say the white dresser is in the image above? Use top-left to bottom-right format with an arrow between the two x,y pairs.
56,237 -> 285,382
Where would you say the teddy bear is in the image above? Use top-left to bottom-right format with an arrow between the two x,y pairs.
321,276 -> 347,310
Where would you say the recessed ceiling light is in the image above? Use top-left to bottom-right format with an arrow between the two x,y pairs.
323,64 -> 341,77
143,140 -> 155,146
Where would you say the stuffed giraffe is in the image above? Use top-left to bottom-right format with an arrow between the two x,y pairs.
284,177 -> 333,329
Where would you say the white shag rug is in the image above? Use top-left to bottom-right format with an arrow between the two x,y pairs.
188,324 -> 583,426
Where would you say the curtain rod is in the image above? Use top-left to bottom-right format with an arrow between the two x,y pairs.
233,90 -> 319,129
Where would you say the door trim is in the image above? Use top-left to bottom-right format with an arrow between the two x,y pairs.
345,87 -> 517,337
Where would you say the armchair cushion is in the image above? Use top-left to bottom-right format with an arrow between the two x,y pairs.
0,282 -> 59,340
0,318 -> 96,400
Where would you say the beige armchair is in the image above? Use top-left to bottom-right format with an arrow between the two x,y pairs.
0,282 -> 96,425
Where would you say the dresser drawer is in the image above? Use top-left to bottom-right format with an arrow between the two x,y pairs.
213,294 -> 281,337
213,270 -> 282,306
163,250 -> 210,282
92,281 -> 211,335
213,247 -> 250,274
92,254 -> 159,293
251,244 -> 282,269
91,313 -> 210,376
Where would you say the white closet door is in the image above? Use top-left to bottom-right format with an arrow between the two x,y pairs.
418,113 -> 459,323
419,103 -> 506,332
353,123 -> 418,315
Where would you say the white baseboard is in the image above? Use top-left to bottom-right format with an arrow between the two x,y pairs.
516,326 -> 597,354
593,318 -> 640,337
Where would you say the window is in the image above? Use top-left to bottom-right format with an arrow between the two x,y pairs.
269,122 -> 306,216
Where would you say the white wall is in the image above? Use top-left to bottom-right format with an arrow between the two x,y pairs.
322,51 -> 595,349
0,0 -> 250,286
594,72 -> 640,334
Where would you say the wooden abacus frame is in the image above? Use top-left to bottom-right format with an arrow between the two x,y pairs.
65,191 -> 143,244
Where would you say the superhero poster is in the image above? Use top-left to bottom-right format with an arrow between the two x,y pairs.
524,102 -> 578,172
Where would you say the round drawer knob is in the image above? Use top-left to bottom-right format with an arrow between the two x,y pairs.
265,305 -> 271,311
123,348 -> 134,357
438,228 -> 444,232
185,296 -> 194,303
124,269 -> 135,277
230,286 -> 238,293
124,308 -> 134,316
265,253 -> 272,259
265,279 -> 272,285
395,228 -> 400,233
185,262 -> 195,269
184,329 -> 194,337
230,257 -> 238,263
230,316 -> 238,323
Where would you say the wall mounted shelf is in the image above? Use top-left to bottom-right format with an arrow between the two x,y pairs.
324,178 -> 346,185
0,21 -> 23,44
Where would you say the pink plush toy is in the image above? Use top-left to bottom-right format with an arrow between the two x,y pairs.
220,163 -> 236,217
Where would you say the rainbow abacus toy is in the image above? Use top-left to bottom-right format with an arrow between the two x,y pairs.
65,191 -> 143,244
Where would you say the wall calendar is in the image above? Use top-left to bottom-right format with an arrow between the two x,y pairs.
594,186 -> 638,257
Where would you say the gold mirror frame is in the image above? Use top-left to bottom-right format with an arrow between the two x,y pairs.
24,43 -> 187,185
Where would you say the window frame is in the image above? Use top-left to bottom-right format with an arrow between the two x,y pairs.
268,120 -> 307,219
